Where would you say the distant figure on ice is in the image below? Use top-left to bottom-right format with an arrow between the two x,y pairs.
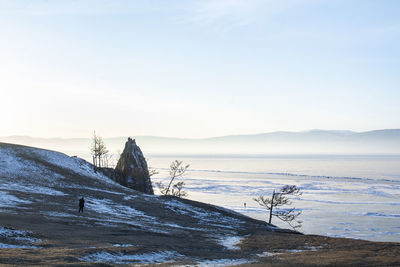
244,202 -> 247,208
79,197 -> 85,213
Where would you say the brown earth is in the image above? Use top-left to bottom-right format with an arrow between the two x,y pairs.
0,221 -> 399,266
238,230 -> 400,267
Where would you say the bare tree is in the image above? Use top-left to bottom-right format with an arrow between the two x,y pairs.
157,160 -> 189,197
171,181 -> 188,198
102,153 -> 113,168
148,167 -> 159,177
90,131 -> 109,169
254,185 -> 302,230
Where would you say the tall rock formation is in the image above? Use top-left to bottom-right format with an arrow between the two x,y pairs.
114,138 -> 154,194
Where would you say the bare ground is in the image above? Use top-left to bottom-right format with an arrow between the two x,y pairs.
1,208 -> 399,266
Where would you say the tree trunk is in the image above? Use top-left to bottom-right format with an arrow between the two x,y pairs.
93,156 -> 96,170
165,176 -> 175,195
269,190 -> 275,224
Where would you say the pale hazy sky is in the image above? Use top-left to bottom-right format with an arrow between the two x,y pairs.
1,0 -> 399,138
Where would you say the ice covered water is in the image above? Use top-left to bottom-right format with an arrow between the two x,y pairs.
149,155 -> 400,242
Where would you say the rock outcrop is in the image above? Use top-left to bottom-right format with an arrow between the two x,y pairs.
114,138 -> 154,194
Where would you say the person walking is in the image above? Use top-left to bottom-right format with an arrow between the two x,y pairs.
79,197 -> 85,213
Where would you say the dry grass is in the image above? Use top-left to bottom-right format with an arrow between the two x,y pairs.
238,231 -> 400,266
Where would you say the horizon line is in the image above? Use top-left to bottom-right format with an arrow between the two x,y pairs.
1,128 -> 399,140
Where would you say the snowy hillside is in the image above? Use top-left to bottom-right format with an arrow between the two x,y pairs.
0,142 -> 280,265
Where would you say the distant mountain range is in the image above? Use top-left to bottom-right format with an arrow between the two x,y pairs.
1,129 -> 400,158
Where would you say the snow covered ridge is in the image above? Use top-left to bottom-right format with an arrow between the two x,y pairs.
29,146 -> 120,185
0,143 -> 127,191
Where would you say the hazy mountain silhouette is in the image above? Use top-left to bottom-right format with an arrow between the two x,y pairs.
1,129 -> 399,158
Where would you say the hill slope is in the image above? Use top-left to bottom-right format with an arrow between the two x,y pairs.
0,142 -> 280,265
0,142 -> 400,266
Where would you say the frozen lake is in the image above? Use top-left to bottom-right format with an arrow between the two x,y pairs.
149,154 -> 400,242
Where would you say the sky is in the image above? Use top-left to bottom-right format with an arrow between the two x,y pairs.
1,0 -> 399,138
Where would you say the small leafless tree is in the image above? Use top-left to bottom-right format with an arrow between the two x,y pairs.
102,153 -> 113,168
254,185 -> 302,230
157,160 -> 189,197
90,131 -> 109,169
171,181 -> 188,198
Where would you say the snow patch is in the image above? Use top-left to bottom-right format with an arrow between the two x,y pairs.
0,226 -> 41,248
164,199 -> 245,228
113,243 -> 134,247
123,195 -> 136,201
217,235 -> 242,250
286,249 -> 311,253
0,243 -> 39,249
0,191 -> 32,208
257,246 -> 320,257
41,211 -> 79,218
257,251 -> 281,257
67,185 -> 125,195
162,222 -> 206,232
0,183 -> 66,196
86,197 -> 154,220
194,258 -> 255,266
81,250 -> 183,264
